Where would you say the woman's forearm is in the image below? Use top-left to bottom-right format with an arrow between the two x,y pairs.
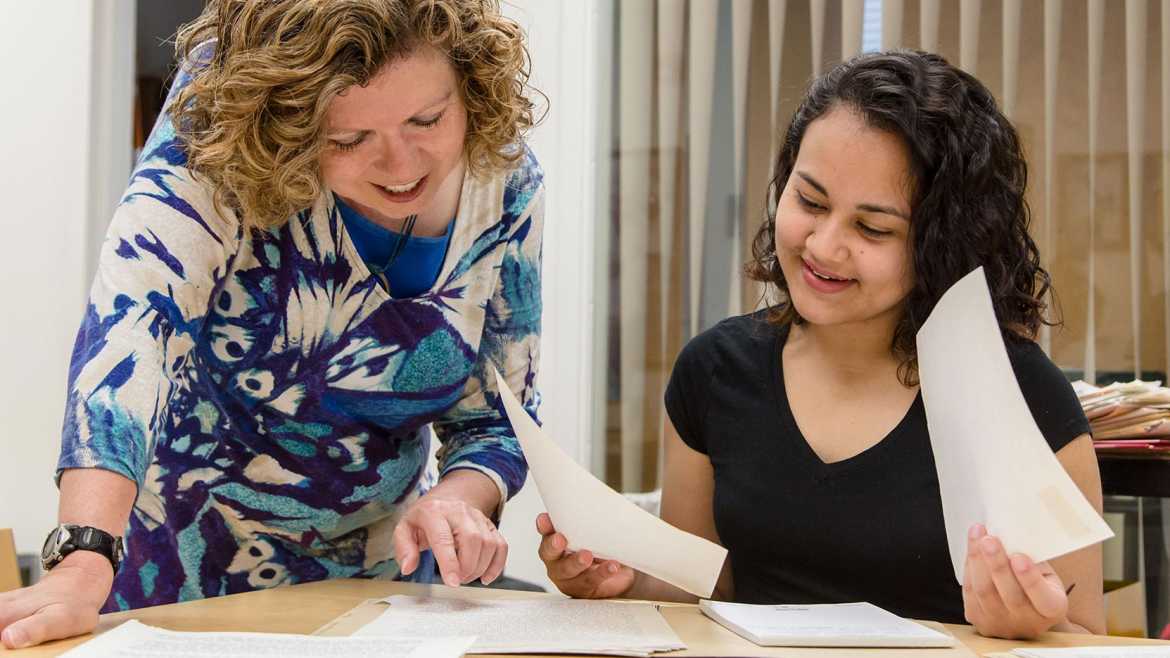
56,468 -> 137,573
427,469 -> 502,520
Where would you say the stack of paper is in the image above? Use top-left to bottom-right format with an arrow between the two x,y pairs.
353,595 -> 685,657
1075,380 -> 1170,447
62,620 -> 474,658
916,268 -> 1114,583
698,600 -> 954,648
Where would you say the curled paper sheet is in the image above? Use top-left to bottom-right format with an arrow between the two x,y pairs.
916,267 -> 1113,583
492,368 -> 727,598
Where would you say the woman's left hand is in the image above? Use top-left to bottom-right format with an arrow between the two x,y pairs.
393,488 -> 507,588
962,523 -> 1068,640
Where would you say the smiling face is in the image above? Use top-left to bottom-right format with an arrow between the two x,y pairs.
774,106 -> 916,332
319,47 -> 468,226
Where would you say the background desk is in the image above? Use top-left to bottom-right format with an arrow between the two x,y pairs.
1098,451 -> 1170,637
1099,452 -> 1170,498
6,580 -> 1169,657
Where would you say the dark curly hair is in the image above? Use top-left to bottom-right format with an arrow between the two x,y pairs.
746,50 -> 1053,385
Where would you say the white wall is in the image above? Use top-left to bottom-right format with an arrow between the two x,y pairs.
496,0 -> 605,590
88,1 -> 138,281
0,2 -> 134,556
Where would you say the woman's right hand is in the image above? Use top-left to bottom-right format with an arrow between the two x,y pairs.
536,512 -> 636,599
0,551 -> 113,649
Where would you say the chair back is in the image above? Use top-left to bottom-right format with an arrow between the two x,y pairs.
0,528 -> 21,592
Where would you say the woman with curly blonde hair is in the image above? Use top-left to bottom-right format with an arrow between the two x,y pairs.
0,0 -> 544,648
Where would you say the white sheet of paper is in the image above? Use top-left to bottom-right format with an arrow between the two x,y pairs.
353,595 -> 685,657
916,267 -> 1113,583
1007,648 -> 1170,658
61,619 -> 474,658
492,368 -> 727,597
699,600 -> 954,648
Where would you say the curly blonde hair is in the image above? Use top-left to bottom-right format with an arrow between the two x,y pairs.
172,0 -> 539,229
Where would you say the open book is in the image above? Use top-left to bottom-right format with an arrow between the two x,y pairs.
699,600 -> 955,648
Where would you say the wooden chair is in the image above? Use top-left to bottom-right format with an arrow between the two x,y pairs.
0,528 -> 22,592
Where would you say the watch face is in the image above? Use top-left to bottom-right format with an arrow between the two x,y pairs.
41,526 -> 63,561
41,525 -> 120,573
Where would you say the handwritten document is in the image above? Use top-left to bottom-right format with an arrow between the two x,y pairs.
61,620 -> 474,658
354,595 -> 685,657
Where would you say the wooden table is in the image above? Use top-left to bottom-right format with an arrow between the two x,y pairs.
5,579 -> 1169,657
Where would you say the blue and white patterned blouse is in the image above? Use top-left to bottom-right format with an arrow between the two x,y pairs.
56,66 -> 542,612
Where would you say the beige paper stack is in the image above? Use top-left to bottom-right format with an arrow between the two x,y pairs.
1075,380 -> 1170,442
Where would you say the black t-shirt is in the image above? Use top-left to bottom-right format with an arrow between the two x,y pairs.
664,311 -> 1090,623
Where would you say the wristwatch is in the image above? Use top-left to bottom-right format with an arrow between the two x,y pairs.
41,525 -> 124,573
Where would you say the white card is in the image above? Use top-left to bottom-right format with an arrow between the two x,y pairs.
493,368 -> 727,597
916,267 -> 1113,583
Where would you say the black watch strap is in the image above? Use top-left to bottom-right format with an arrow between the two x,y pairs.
41,524 -> 124,573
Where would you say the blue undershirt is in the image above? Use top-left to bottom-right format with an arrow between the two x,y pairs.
335,194 -> 454,298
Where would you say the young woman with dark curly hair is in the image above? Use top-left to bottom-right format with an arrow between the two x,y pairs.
537,50 -> 1104,640
0,0 -> 544,648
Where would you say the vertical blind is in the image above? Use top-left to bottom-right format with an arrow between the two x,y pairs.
601,0 -> 1169,492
